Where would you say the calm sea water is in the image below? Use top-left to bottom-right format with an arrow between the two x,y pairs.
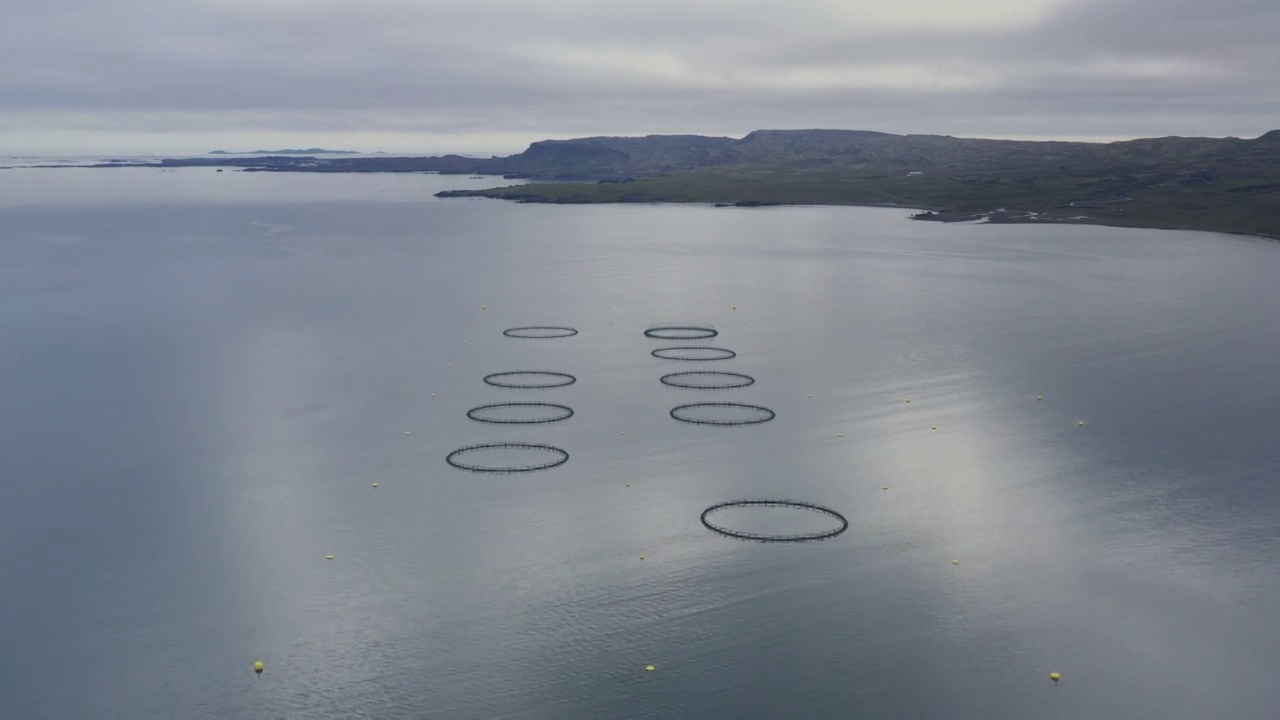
1,167 -> 1278,719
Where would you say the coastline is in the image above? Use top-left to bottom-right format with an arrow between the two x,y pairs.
434,186 -> 1280,242
14,124 -> 1277,242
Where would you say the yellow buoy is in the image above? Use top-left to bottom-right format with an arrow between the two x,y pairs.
253,661 -> 264,675
904,398 -> 911,403
481,305 -> 487,310
640,555 -> 645,561
931,426 -> 938,431
952,559 -> 960,565
1037,395 -> 1044,400
325,555 -> 335,560
371,483 -> 379,488
1078,421 -> 1085,427
837,433 -> 844,438
882,486 -> 889,491
404,431 -> 411,435
732,305 -> 737,310
431,393 -> 437,397
1050,671 -> 1061,683
807,394 -> 812,399
645,665 -> 656,672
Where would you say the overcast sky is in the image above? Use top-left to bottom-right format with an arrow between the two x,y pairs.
2,0 -> 1276,154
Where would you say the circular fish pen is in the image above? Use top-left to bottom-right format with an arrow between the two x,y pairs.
644,326 -> 718,340
445,442 -> 570,473
483,371 -> 577,389
670,402 -> 775,426
466,401 -> 575,424
700,500 -> 849,542
660,371 -> 756,390
651,346 -> 737,362
503,326 -> 579,339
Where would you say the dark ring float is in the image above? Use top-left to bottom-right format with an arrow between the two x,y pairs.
644,326 -> 718,340
483,371 -> 577,389
466,401 -> 574,424
503,326 -> 579,339
700,500 -> 849,542
660,371 -> 755,390
669,402 -> 775,426
445,442 -> 570,473
651,346 -> 736,362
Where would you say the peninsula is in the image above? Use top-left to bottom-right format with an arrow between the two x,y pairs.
209,148 -> 360,155
78,129 -> 1280,239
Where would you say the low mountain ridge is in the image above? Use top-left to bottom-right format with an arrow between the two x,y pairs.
140,128 -> 1278,180
74,128 -> 1280,238
496,134 -> 734,177
433,129 -> 1280,240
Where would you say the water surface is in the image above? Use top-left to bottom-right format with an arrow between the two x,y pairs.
1,167 -> 1278,718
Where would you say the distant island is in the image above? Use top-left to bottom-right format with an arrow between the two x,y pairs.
74,129 -> 1280,240
209,148 -> 360,155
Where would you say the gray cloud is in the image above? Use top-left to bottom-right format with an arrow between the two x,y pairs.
2,0 -> 1276,152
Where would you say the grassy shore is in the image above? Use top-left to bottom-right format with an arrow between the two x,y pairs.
437,169 -> 1280,240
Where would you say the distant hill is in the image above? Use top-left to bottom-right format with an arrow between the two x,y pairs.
186,129 -> 1276,180
437,129 -> 1280,239
208,148 -> 360,155
84,129 -> 1280,239
506,134 -> 735,177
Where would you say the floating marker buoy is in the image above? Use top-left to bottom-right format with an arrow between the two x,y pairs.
952,559 -> 960,565
645,665 -> 656,672
732,305 -> 737,310
626,484 -> 630,488
1050,672 -> 1061,683
371,483 -> 379,488
325,555 -> 335,560
640,555 -> 645,561
404,431 -> 411,435
621,432 -> 626,436
1078,421 -> 1085,427
807,394 -> 812,399
448,363 -> 453,367
837,433 -> 844,438
254,661 -> 264,675
905,398 -> 911,403
431,393 -> 437,397
1037,395 -> 1043,400
481,305 -> 487,310
931,426 -> 938,431
882,486 -> 889,491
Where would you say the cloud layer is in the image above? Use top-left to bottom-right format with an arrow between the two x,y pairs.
3,0 -> 1276,152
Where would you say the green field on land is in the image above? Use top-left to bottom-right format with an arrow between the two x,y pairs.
439,168 -> 1280,239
